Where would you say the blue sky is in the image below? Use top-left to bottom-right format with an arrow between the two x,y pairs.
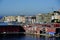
0,0 -> 60,16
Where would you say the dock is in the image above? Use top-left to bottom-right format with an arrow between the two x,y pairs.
0,32 -> 25,34
0,32 -> 60,37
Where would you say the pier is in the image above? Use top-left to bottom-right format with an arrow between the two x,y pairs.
0,23 -> 60,37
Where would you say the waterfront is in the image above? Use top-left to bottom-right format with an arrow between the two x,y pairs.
0,34 -> 60,40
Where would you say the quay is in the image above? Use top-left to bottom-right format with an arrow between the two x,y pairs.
0,23 -> 60,37
0,32 -> 25,34
23,23 -> 60,37
0,32 -> 60,37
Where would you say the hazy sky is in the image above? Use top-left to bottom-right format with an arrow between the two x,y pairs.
0,0 -> 60,16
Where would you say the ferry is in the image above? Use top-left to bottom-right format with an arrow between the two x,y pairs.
0,22 -> 25,35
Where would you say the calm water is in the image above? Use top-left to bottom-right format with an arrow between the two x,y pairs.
0,34 -> 60,40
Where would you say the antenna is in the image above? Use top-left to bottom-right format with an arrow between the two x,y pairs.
52,8 -> 54,12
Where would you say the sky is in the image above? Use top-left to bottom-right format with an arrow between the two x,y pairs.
0,0 -> 60,16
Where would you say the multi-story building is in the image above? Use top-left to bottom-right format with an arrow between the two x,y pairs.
51,11 -> 60,23
53,11 -> 60,19
17,15 -> 26,23
44,13 -> 52,23
36,14 -> 43,23
4,16 -> 16,22
36,13 -> 52,23
36,14 -> 46,23
25,16 -> 32,24
25,16 -> 36,24
31,16 -> 36,24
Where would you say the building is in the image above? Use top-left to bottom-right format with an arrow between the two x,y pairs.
25,16 -> 36,24
53,11 -> 60,19
25,16 -> 32,24
16,15 -> 26,23
31,16 -> 36,24
44,13 -> 52,23
36,14 -> 44,23
36,13 -> 53,23
51,11 -> 60,23
4,16 -> 16,22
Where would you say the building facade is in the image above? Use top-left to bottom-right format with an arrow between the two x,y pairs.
36,13 -> 52,23
17,15 -> 26,23
31,16 -> 36,24
53,11 -> 60,19
36,14 -> 44,23
51,11 -> 60,23
4,16 -> 16,22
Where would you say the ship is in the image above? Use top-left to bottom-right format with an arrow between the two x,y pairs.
0,22 -> 25,35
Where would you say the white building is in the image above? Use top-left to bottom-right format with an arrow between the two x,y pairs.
4,16 -> 16,22
17,16 -> 26,23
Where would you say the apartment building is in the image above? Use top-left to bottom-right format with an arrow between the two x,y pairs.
51,11 -> 60,23
17,15 -> 26,23
4,16 -> 16,22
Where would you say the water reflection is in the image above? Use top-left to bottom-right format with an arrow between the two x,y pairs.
0,34 -> 60,40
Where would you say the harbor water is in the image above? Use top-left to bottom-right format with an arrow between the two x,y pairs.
0,34 -> 60,40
